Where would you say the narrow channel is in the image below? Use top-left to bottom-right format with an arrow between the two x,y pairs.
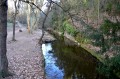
42,36 -> 107,79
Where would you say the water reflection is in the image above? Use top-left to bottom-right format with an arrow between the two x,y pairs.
42,43 -> 64,79
42,36 -> 106,79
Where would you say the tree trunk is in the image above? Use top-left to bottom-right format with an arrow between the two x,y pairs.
39,2 -> 52,44
0,0 -> 9,78
27,4 -> 31,33
12,0 -> 17,41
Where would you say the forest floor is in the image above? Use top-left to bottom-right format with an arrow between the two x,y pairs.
3,25 -> 55,79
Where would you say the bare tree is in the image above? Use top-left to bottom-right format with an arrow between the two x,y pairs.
20,0 -> 75,43
12,0 -> 19,41
27,3 -> 31,33
26,0 -> 38,33
39,0 -> 52,44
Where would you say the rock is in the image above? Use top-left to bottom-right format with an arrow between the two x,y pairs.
42,31 -> 56,43
19,29 -> 22,32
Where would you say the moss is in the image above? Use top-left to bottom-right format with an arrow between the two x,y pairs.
75,33 -> 91,44
74,33 -> 104,62
80,44 -> 104,63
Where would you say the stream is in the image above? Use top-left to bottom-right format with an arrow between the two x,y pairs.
42,36 -> 107,79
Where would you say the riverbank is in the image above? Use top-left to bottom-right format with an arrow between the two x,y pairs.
47,28 -> 104,62
49,28 -> 120,78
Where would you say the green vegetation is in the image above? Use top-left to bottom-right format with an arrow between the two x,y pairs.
99,19 -> 120,52
87,19 -> 120,53
63,21 -> 79,37
96,0 -> 120,76
75,33 -> 91,44
98,54 -> 120,78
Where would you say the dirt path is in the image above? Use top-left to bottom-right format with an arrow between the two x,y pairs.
4,28 -> 45,79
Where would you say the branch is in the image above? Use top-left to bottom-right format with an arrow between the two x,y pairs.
19,0 -> 47,16
51,1 -> 76,28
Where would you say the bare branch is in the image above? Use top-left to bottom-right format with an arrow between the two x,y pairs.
51,1 -> 76,28
19,0 -> 47,16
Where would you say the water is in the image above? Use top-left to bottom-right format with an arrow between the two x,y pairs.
42,36 -> 107,79
42,43 -> 64,79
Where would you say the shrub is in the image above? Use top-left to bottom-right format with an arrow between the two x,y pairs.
98,54 -> 120,78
